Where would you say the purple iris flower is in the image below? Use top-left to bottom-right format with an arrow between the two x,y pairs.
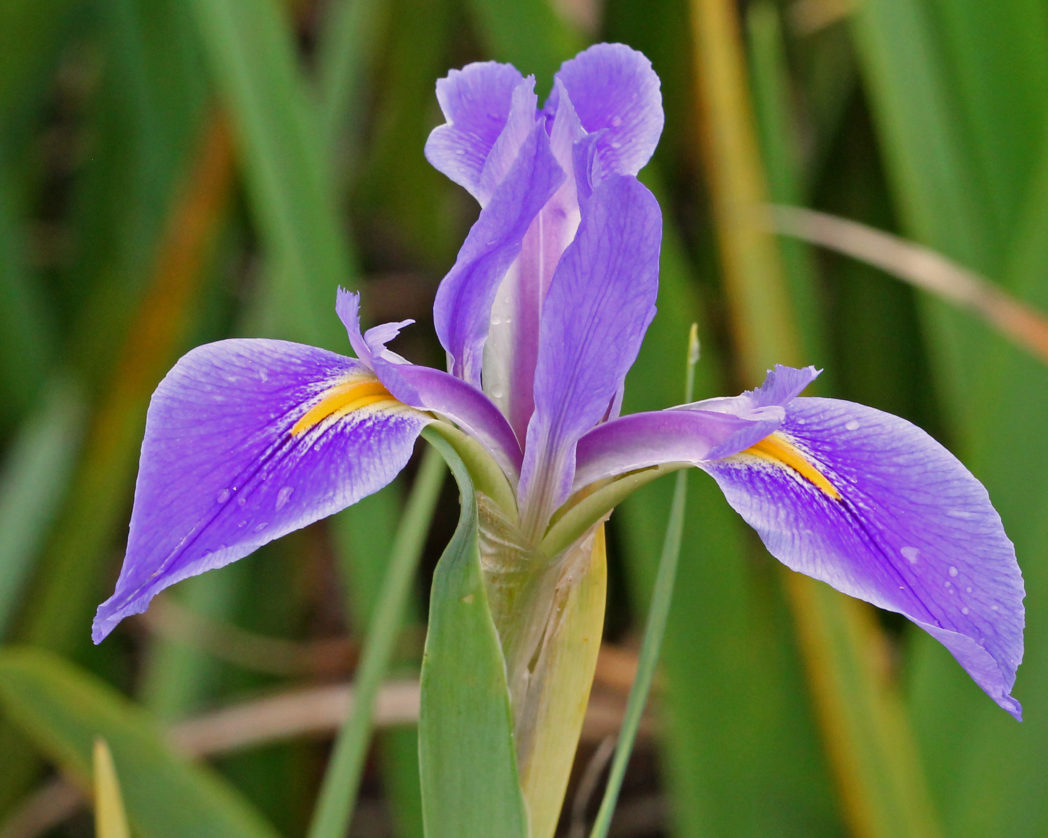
93,43 -> 1024,720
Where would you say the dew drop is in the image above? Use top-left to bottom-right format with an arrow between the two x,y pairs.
237,494 -> 247,508
961,606 -> 970,615
253,522 -> 269,533
275,486 -> 294,510
609,115 -> 623,128
948,565 -> 959,577
216,488 -> 231,504
237,519 -> 247,529
845,419 -> 860,431
900,546 -> 920,564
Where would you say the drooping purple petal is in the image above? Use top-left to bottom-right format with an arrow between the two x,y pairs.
701,396 -> 1025,718
433,123 -> 564,386
424,62 -> 534,204
92,339 -> 427,643
518,175 -> 661,528
547,43 -> 663,183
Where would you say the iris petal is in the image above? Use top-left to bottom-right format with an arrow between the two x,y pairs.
433,123 -> 564,386
336,289 -> 522,476
572,405 -> 784,491
519,175 -> 661,528
92,339 -> 427,642
548,43 -> 664,183
424,62 -> 533,204
702,396 -> 1025,718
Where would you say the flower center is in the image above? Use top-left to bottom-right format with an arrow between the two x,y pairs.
291,376 -> 395,435
745,432 -> 841,500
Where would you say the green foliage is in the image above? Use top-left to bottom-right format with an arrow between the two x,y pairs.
418,432 -> 528,838
0,648 -> 278,837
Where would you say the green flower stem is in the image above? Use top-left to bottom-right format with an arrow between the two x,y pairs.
590,324 -> 699,837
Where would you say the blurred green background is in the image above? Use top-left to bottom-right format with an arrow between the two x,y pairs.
1,0 -> 1046,835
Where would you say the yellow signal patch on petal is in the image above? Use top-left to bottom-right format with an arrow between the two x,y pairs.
744,432 -> 841,501
291,376 -> 397,436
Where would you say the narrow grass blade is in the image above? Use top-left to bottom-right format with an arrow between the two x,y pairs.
745,1 -> 830,375
187,0 -> 352,347
0,380 -> 84,636
306,448 -> 445,838
590,326 -> 698,837
466,0 -> 581,82
0,158 -> 55,428
93,738 -> 131,838
417,430 -> 528,838
315,0 -> 387,155
0,648 -> 279,838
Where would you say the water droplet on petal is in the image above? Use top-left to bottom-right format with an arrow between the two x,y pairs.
275,486 -> 294,510
900,546 -> 920,564
253,522 -> 269,533
845,419 -> 860,431
961,606 -> 970,615
216,489 -> 231,504
949,565 -> 959,577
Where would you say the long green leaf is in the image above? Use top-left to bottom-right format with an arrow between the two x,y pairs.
0,648 -> 279,838
418,430 -> 528,838
307,448 -> 445,838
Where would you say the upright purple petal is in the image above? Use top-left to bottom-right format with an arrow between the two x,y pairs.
702,397 -> 1025,718
424,62 -> 534,204
433,123 -> 564,385
548,43 -> 663,183
482,84 -> 587,441
93,339 -> 427,642
518,176 -> 661,528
